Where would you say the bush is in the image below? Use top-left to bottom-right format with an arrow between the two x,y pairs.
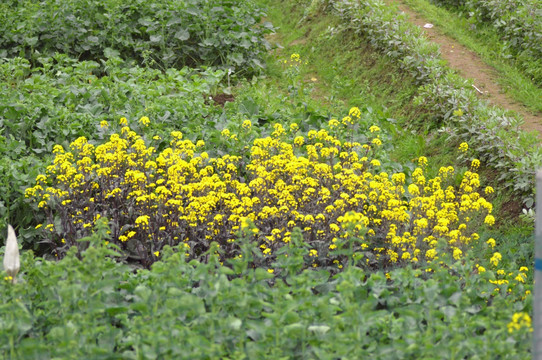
0,0 -> 274,75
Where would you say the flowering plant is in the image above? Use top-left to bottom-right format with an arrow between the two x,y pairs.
27,113 -> 495,271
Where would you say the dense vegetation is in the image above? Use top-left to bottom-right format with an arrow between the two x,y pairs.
0,0 -> 537,358
0,0 -> 273,75
0,223 -> 533,358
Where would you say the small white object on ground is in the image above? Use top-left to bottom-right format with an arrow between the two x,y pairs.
423,23 -> 434,29
472,84 -> 485,94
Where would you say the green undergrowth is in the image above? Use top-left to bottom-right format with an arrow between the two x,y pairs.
0,0 -> 273,76
0,220 -> 533,359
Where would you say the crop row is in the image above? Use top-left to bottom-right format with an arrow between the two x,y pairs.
26,111 -> 496,270
0,220 -> 533,358
0,0 -> 273,75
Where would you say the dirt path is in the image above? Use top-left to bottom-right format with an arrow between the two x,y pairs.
387,0 -> 542,135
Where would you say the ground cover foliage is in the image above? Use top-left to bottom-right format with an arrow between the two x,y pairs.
0,0 -> 273,75
0,221 -> 533,359
0,0 -> 536,358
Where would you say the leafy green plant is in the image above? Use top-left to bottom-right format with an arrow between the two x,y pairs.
0,219 -> 533,358
0,0 -> 274,76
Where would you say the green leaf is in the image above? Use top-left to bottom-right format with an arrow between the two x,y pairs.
308,325 -> 330,335
174,29 -> 190,41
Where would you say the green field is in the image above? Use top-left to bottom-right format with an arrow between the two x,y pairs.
0,0 -> 539,358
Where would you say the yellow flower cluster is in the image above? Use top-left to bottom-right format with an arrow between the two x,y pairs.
507,312 -> 533,333
26,119 -> 495,268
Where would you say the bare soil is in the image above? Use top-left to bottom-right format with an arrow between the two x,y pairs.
204,93 -> 235,107
387,0 -> 542,135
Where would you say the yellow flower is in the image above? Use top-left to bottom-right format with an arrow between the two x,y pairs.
328,119 -> 340,128
507,312 -> 532,333
309,249 -> 318,257
290,53 -> 301,62
154,251 -> 160,257
486,238 -> 496,248
452,248 -> 462,260
267,269 -> 274,274
242,120 -> 252,130
418,156 -> 428,167
100,120 -> 109,129
348,107 -> 361,119
484,186 -> 494,194
453,109 -> 464,117
408,184 -> 420,196
490,252 -> 502,267
372,138 -> 382,146
119,117 -> 128,126
240,217 -> 251,230
519,266 -> 528,272
484,215 -> 495,226
139,116 -> 150,126
369,125 -> 380,133
459,142 -> 468,152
